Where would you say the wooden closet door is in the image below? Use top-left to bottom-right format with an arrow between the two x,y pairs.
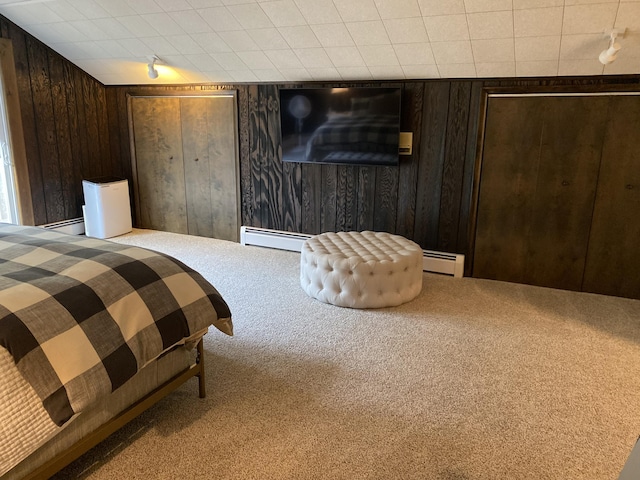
474,96 -> 607,291
130,95 -> 239,242
582,95 -> 640,299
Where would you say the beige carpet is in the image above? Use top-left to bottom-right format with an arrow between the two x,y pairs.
53,229 -> 640,480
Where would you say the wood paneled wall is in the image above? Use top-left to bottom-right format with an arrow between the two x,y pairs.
0,16 -> 111,226
4,13 -> 638,270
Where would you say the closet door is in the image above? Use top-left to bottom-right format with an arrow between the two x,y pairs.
474,95 -> 607,291
129,94 -> 239,242
582,96 -> 640,299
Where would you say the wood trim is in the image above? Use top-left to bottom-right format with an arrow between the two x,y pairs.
22,339 -> 206,480
0,38 -> 33,225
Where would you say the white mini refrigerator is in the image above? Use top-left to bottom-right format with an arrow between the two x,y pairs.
82,177 -> 132,239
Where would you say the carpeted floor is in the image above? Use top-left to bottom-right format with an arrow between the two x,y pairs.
53,228 -> 640,480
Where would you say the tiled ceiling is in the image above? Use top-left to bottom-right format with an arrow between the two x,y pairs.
0,0 -> 638,85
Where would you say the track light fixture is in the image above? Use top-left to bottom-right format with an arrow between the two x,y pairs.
599,30 -> 622,65
147,55 -> 160,79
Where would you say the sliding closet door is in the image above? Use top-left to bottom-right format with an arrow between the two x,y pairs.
582,96 -> 640,299
129,94 -> 239,242
474,95 -> 606,291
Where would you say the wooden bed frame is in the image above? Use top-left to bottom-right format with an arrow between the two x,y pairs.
21,339 -> 206,480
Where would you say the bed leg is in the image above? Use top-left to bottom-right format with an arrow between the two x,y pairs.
196,338 -> 206,398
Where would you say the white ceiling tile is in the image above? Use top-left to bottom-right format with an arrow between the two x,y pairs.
471,38 -> 514,63
402,64 -> 439,77
187,0 -> 224,7
615,3 -> 640,31
40,22 -> 89,43
562,4 -> 618,34
333,0 -> 381,22
47,1 -> 86,22
514,7 -> 563,37
324,46 -> 365,66
278,26 -> 320,48
367,65 -> 405,78
184,53 -> 223,70
294,48 -> 334,68
374,0 -> 421,19
463,0 -> 511,13
467,11 -> 513,39
0,4 -> 63,25
564,0 -> 618,5
277,68 -> 313,81
602,59 -> 640,75
159,54 -> 198,70
393,42 -> 435,64
183,70 -> 217,82
294,0 -> 342,25
513,0 -> 562,9
254,68 -> 285,81
68,20 -> 110,41
559,33 -> 603,60
169,10 -> 212,33
346,21 -> 390,45
423,14 -> 469,41
218,30 -> 261,50
64,0 -> 110,20
307,67 -> 341,80
166,34 -> 206,54
228,70 -> 260,82
475,61 -> 516,77
336,66 -> 373,79
198,7 -> 243,31
514,35 -> 560,61
141,13 -> 186,36
190,32 -> 232,53
94,39 -> 131,57
384,18 -> 429,44
155,0 -> 193,12
141,36 -> 181,56
92,17 -> 136,39
558,59 -> 605,75
52,41 -> 100,60
247,28 -> 290,49
211,52 -> 247,69
94,0 -> 137,17
418,0 -> 465,16
260,0 -> 307,27
437,63 -> 476,77
431,40 -> 473,63
117,15 -> 160,38
228,3 -> 274,29
237,50 -> 275,69
204,71 -> 236,83
264,49 -> 304,68
515,60 -> 559,76
118,37 -> 154,56
311,23 -> 354,47
358,44 -> 399,65
130,0 -> 164,15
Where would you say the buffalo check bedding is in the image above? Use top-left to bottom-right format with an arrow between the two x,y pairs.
0,223 -> 232,427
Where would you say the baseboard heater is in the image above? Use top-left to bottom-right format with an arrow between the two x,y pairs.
39,217 -> 85,235
240,226 -> 464,278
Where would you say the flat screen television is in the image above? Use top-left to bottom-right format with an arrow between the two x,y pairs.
279,87 -> 401,166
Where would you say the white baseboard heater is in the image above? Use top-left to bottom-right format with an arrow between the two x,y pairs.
39,217 -> 85,235
240,226 -> 465,278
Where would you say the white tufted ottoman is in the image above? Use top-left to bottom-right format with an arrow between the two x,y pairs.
300,231 -> 423,308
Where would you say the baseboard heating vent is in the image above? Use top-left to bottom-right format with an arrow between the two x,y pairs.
240,226 -> 464,277
39,217 -> 85,235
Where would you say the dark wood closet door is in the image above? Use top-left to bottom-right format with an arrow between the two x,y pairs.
130,95 -> 239,242
582,96 -> 640,299
474,96 -> 606,291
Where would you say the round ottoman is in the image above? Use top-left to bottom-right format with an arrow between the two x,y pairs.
300,231 -> 423,308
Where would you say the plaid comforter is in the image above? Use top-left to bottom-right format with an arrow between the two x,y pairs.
0,224 -> 232,426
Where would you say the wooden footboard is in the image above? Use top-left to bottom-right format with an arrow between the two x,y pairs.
22,339 -> 207,480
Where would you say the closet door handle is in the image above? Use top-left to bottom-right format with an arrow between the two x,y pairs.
561,180 -> 570,186
626,184 -> 634,190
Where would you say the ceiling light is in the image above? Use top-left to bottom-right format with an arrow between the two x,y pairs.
147,55 -> 160,79
599,31 -> 622,65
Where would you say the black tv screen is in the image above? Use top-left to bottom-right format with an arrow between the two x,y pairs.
279,87 -> 401,166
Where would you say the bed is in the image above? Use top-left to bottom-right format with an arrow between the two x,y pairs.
0,223 -> 232,479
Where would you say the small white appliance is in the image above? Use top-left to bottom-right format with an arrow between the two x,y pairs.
82,177 -> 132,239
